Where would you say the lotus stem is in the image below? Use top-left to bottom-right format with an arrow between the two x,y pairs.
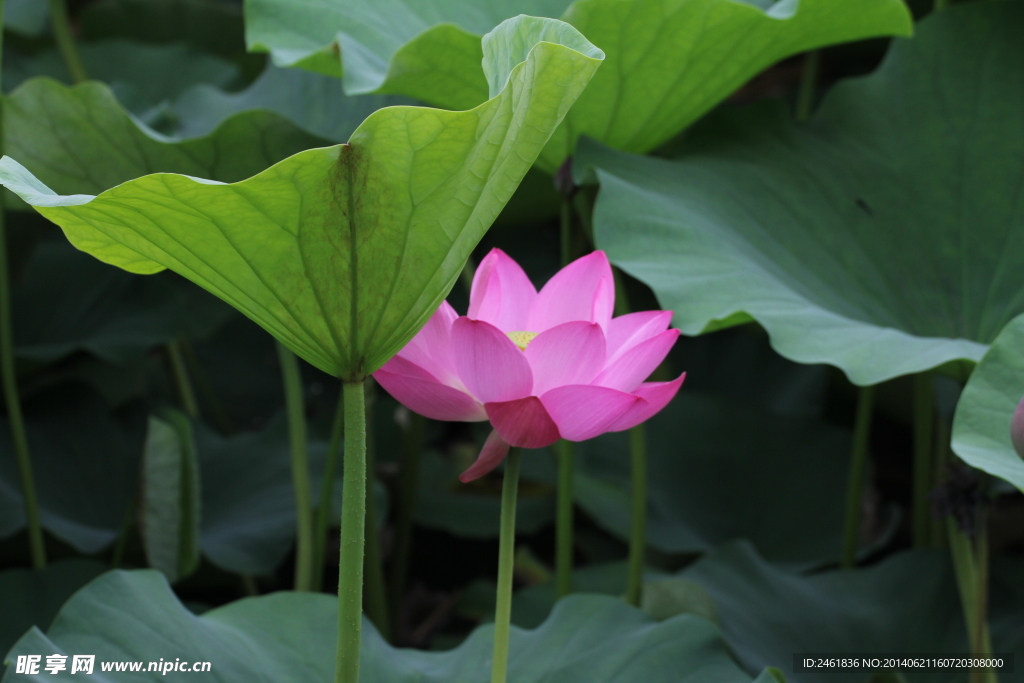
931,420 -> 952,548
626,423 -> 647,606
166,338 -> 199,418
796,51 -> 820,121
554,197 -> 577,599
277,343 -> 314,592
841,384 -> 875,567
555,438 -> 574,597
362,381 -> 391,640
912,373 -> 934,547
336,380 -> 367,683
390,411 -> 424,630
314,391 -> 345,590
491,447 -> 522,683
49,0 -> 89,84
947,504 -> 997,683
0,0 -> 46,570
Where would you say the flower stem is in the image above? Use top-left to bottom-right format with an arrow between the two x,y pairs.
314,391 -> 345,590
555,438 -> 574,597
277,343 -> 314,592
0,0 -> 46,570
491,447 -> 522,683
947,503 -> 997,683
553,196 -> 577,599
390,411 -> 424,628
841,384 -> 875,568
912,373 -> 934,547
166,338 -> 199,418
336,380 -> 367,683
795,51 -> 820,122
49,0 -> 88,84
626,424 -> 647,607
362,381 -> 391,640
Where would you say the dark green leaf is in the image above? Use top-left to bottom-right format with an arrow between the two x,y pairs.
574,393 -> 852,564
3,569 -> 765,682
579,1 -> 1023,384
0,384 -> 144,553
951,313 -> 1024,493
0,18 -> 604,380
14,239 -> 232,366
0,560 -> 107,657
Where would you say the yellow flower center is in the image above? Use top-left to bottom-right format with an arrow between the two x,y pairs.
506,330 -> 539,351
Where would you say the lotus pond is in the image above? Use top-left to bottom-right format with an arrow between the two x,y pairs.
0,0 -> 1021,682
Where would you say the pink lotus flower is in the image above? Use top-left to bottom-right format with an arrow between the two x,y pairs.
374,249 -> 685,482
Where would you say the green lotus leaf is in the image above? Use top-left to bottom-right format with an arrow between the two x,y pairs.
0,560 -> 106,657
196,414 -> 384,577
677,542 -> 1024,683
463,543 -> 1024,681
0,384 -> 144,554
3,0 -> 47,37
574,391 -> 852,565
2,569 -> 771,683
458,561 -> 670,628
3,40 -> 239,111
244,0 -> 911,171
80,0 -> 249,61
578,1 -> 1022,385
164,64 -> 409,143
2,76 -> 330,201
14,239 -> 231,366
243,0 -> 567,108
951,313 -> 1024,494
0,17 -> 604,380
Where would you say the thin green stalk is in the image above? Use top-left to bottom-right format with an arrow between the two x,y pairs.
390,411 -> 424,628
362,382 -> 391,640
277,343 -> 314,592
626,424 -> 647,606
947,512 -> 997,683
0,0 -> 46,570
49,0 -> 88,84
313,392 -> 345,591
555,438 -> 574,597
166,338 -> 199,418
553,197 -> 577,598
491,448 -> 522,683
931,420 -> 952,548
336,380 -> 367,683
841,385 -> 875,567
912,373 -> 934,547
795,51 -> 820,121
